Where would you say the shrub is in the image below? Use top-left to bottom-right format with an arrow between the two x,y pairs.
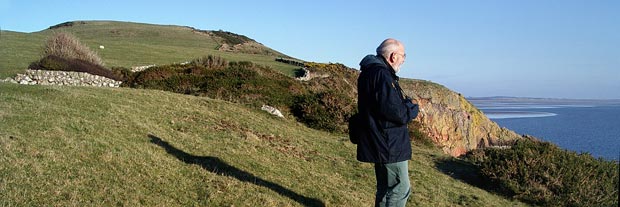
127,57 -> 304,110
44,32 -> 103,66
192,55 -> 228,70
110,67 -> 134,83
126,56 -> 365,133
292,91 -> 355,132
29,55 -> 122,81
464,138 -> 619,206
141,74 -> 205,95
129,64 -> 187,87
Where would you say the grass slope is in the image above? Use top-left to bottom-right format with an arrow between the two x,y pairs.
0,83 -> 526,206
0,21 -> 299,78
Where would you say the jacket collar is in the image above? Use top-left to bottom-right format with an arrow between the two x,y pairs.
377,55 -> 398,80
360,55 -> 399,80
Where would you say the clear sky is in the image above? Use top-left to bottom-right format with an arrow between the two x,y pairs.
1,0 -> 618,99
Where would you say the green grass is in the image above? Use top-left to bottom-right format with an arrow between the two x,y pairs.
0,21 -> 299,78
0,30 -> 47,78
0,82 -> 527,206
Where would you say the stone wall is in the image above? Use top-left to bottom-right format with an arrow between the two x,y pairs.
2,69 -> 122,87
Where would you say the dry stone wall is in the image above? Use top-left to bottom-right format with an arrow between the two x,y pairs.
2,69 -> 122,87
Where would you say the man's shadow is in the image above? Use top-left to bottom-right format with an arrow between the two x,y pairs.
148,134 -> 325,207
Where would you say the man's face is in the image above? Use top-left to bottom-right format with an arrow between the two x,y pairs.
392,47 -> 406,73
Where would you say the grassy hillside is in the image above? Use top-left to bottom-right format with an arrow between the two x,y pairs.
0,82 -> 526,206
0,21 -> 300,78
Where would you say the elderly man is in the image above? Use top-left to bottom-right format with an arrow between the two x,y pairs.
356,38 -> 419,207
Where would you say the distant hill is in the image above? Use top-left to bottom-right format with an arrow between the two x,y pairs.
0,20 -> 300,78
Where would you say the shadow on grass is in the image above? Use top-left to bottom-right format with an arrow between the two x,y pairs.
434,158 -> 488,189
148,134 -> 325,207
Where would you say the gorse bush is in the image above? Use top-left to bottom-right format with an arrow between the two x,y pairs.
44,32 -> 103,66
125,56 -> 368,133
192,55 -> 228,69
291,91 -> 354,132
126,56 -> 305,109
464,138 -> 619,207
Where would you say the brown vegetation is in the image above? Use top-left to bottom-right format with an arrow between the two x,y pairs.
43,32 -> 103,66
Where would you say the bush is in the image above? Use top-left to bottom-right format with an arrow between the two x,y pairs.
110,67 -> 134,83
192,55 -> 228,70
127,56 -> 364,133
29,55 -> 122,81
44,32 -> 103,66
127,57 -> 304,109
464,139 -> 619,206
292,91 -> 354,132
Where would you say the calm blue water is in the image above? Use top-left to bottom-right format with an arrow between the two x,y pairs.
469,99 -> 620,161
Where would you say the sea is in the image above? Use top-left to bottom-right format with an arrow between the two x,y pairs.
468,97 -> 620,161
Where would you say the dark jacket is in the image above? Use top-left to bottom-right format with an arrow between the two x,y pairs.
356,55 -> 419,163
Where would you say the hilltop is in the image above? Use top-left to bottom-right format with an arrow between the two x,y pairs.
0,20 -> 300,78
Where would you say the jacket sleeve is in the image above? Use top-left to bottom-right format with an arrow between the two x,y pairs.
374,70 -> 413,125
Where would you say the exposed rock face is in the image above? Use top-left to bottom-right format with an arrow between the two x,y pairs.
3,69 -> 122,88
400,79 -> 520,156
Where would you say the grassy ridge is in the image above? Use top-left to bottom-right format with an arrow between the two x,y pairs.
0,21 -> 299,78
0,83 -> 526,206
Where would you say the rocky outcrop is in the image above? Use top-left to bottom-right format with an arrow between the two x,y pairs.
400,79 -> 520,156
2,69 -> 122,87
261,105 -> 285,118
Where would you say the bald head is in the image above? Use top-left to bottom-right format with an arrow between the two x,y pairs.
376,38 -> 404,58
376,38 -> 406,73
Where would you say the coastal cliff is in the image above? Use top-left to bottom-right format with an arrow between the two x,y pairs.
400,79 -> 520,156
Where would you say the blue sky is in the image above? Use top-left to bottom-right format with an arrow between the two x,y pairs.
1,0 -> 618,99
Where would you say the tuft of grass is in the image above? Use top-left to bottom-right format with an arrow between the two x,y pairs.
0,83 -> 526,206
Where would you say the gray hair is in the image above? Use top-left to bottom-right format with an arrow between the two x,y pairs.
376,38 -> 402,58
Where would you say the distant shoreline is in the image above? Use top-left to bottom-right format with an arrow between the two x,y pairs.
483,111 -> 557,119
